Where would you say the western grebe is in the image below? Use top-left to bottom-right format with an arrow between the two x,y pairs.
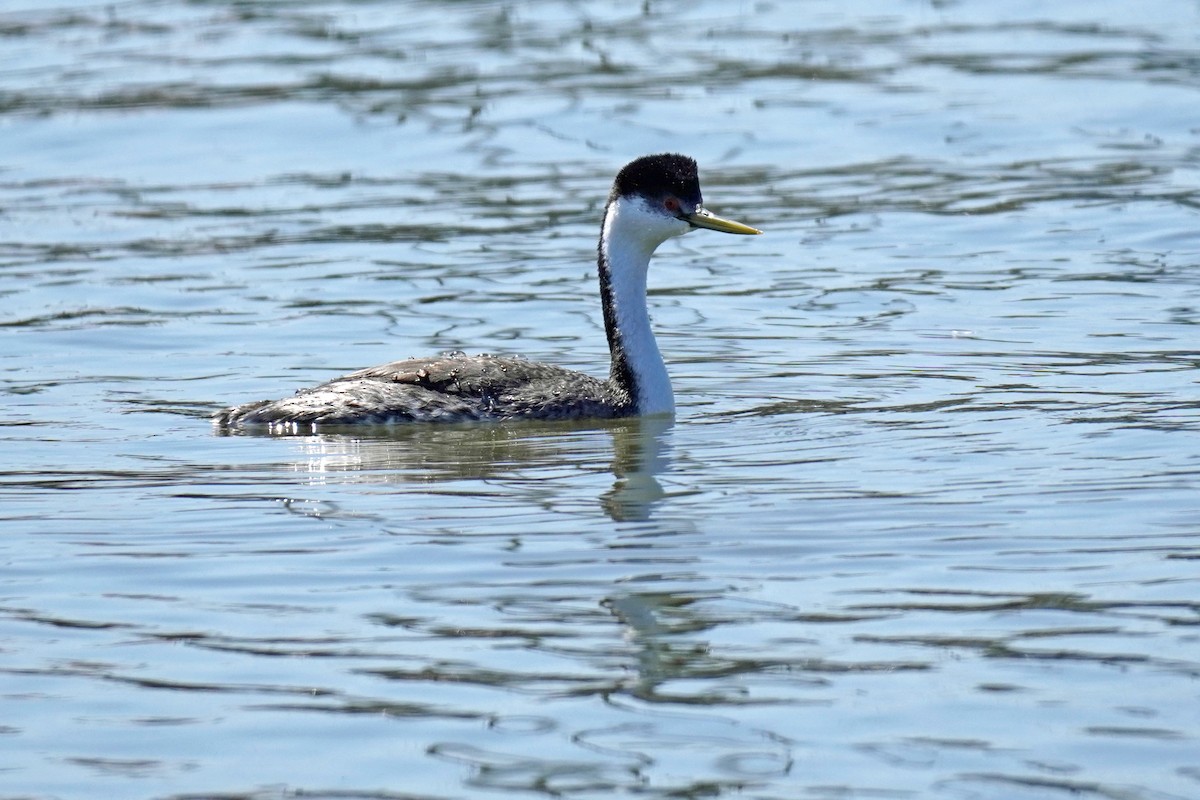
215,153 -> 761,430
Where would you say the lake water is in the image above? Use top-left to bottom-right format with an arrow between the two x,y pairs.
1,1 -> 1198,798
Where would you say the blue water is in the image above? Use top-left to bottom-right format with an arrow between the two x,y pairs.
1,1 -> 1198,798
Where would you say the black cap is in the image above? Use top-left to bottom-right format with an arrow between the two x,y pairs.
610,153 -> 702,206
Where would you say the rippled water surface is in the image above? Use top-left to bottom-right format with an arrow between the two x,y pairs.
2,1 -> 1199,798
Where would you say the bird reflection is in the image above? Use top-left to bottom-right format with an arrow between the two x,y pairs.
239,415 -> 673,523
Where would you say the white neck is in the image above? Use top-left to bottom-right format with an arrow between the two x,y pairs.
599,195 -> 687,416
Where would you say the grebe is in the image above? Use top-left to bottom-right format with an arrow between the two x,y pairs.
215,153 -> 761,430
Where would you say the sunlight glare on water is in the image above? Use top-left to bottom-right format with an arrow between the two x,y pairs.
1,1 -> 1198,799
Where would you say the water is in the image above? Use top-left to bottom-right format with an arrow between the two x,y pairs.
1,1 -> 1198,798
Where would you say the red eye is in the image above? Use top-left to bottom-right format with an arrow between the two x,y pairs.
664,197 -> 680,212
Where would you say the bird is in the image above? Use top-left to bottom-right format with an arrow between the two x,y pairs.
215,153 -> 761,431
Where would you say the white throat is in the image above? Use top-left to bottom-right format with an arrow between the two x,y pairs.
599,195 -> 690,416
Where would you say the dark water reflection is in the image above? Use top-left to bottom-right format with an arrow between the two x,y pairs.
3,0 -> 1200,799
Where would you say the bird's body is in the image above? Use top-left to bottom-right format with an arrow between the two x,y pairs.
215,153 -> 760,431
222,352 -> 628,427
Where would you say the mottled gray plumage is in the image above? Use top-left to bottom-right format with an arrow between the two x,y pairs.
216,352 -> 633,426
